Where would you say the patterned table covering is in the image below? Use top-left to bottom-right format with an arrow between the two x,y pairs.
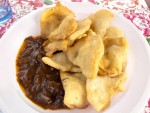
0,0 -> 150,113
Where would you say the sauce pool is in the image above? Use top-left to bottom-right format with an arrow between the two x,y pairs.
16,36 -> 68,109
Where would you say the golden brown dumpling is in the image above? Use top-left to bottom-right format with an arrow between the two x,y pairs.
104,26 -> 124,39
42,52 -> 81,72
86,73 -> 127,112
60,72 -> 88,108
99,37 -> 128,77
67,30 -> 104,79
89,10 -> 114,38
43,40 -> 68,57
49,15 -> 77,41
67,18 -> 92,44
40,2 -> 75,39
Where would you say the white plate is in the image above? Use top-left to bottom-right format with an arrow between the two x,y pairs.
0,2 -> 150,113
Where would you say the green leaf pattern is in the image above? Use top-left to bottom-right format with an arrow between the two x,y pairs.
44,0 -> 53,5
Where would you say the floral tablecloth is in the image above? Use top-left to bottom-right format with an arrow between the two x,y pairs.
0,0 -> 150,113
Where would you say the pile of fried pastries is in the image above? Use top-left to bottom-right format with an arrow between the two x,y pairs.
40,2 -> 128,112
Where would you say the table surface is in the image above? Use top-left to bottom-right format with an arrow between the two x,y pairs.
0,0 -> 150,113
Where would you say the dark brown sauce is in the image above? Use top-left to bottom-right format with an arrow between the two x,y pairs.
16,36 -> 68,110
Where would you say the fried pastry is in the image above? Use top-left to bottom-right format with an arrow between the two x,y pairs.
67,30 -> 104,79
40,2 -> 75,39
86,73 -> 127,112
89,10 -> 114,38
104,26 -> 124,39
43,40 -> 68,57
67,18 -> 92,45
99,37 -> 128,77
42,52 -> 81,72
60,72 -> 88,108
49,15 -> 77,41
40,4 -> 129,111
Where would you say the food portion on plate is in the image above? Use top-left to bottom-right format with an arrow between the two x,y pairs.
16,2 -> 128,112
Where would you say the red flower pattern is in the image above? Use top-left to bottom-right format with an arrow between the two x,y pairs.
88,0 -> 96,4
